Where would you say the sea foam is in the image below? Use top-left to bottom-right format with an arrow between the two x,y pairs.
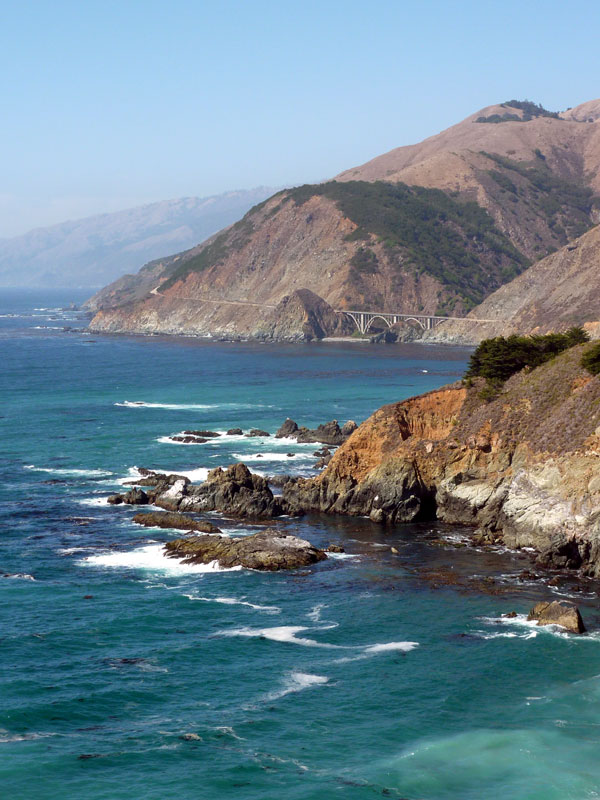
265,672 -> 330,701
24,465 -> 113,478
477,613 -> 598,640
79,544 -> 241,575
219,625 -> 342,648
232,452 -> 300,462
114,400 -> 270,410
185,594 -> 281,613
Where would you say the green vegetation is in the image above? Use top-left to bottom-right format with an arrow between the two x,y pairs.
158,179 -> 530,311
350,246 -> 378,274
466,328 -> 589,399
581,342 -> 600,375
483,152 -> 597,244
288,180 -> 529,311
476,99 -> 561,123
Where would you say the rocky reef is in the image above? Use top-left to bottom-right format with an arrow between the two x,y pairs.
111,463 -> 294,519
283,343 -> 600,576
164,530 -> 327,571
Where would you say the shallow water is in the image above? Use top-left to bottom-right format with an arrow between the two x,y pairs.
2,289 -> 600,799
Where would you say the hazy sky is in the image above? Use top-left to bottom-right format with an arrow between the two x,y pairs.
2,0 -> 599,237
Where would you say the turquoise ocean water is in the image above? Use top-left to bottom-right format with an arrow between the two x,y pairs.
2,288 -> 600,800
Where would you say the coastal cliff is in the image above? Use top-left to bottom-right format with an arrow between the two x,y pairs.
284,343 -> 600,575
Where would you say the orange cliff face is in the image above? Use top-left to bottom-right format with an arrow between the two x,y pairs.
319,386 -> 467,486
284,345 -> 600,576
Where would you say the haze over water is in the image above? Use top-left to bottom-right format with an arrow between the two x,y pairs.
3,289 -> 600,799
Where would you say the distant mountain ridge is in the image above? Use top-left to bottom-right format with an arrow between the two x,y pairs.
0,188 -> 279,288
88,98 -> 600,341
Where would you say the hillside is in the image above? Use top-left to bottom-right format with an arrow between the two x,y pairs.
0,188 -> 277,289
88,99 -> 600,341
427,223 -> 600,345
88,179 -> 529,336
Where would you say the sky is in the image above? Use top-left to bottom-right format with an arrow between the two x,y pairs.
1,0 -> 599,237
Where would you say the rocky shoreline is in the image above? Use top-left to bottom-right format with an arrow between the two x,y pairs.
104,345 -> 600,627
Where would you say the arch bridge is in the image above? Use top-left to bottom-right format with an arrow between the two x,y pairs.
336,309 -> 496,335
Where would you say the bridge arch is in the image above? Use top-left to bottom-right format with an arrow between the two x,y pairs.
363,314 -> 395,334
398,316 -> 427,330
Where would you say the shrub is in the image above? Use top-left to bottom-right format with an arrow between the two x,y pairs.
466,327 -> 589,384
581,342 -> 600,375
476,100 -> 561,123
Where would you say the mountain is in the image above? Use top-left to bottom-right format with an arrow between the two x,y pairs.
88,99 -> 600,340
425,224 -> 600,345
0,188 -> 279,289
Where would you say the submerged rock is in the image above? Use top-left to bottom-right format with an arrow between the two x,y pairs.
226,428 -> 243,435
527,600 -> 586,633
246,428 -> 270,437
164,529 -> 327,571
132,511 -> 221,533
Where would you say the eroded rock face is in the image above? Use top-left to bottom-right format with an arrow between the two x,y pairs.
164,530 -> 327,571
527,600 -> 586,633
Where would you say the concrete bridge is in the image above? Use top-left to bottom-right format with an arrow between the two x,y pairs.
336,309 -> 497,334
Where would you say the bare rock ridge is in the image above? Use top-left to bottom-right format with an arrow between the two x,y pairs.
282,343 -> 600,577
87,98 -> 600,341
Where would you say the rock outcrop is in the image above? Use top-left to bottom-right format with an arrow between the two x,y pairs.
276,418 -> 357,446
164,530 -> 326,571
527,600 -> 586,633
283,344 -> 600,575
153,463 -> 292,519
255,289 -> 353,341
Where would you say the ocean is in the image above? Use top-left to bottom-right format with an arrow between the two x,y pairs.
2,288 -> 600,800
